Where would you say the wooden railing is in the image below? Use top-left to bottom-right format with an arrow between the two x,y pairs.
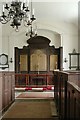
15,73 -> 54,87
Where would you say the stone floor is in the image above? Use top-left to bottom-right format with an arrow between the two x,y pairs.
2,99 -> 58,119
15,91 -> 54,99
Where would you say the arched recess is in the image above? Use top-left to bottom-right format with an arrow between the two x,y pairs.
36,22 -> 62,47
5,21 -> 62,47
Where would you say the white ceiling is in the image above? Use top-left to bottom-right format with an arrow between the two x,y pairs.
0,1 -> 78,27
0,0 -> 78,30
32,2 -> 78,26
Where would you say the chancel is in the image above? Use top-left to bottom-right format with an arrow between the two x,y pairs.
0,0 -> 80,120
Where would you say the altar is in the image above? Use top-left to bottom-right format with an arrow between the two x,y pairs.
31,76 -> 46,85
15,73 -> 53,87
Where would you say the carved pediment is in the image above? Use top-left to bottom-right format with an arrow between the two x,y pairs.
27,36 -> 51,48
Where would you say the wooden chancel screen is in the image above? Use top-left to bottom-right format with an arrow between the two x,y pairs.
15,36 -> 63,86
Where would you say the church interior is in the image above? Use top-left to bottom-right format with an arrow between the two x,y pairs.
0,0 -> 80,120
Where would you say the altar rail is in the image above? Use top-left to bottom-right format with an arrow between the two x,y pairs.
15,73 -> 54,87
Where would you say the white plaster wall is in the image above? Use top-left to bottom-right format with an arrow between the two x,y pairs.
62,34 -> 78,70
0,0 -> 78,71
0,20 -> 78,71
37,21 -> 78,71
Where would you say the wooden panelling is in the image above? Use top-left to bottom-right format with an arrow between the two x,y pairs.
30,49 -> 47,71
0,71 -> 15,116
0,73 -> 2,113
20,55 -> 28,72
50,55 -> 58,70
54,71 -> 80,120
67,82 -> 80,119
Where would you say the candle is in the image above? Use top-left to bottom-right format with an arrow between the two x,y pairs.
3,5 -> 4,12
27,0 -> 29,7
28,14 -> 30,21
21,3 -> 23,10
32,8 -> 34,15
35,30 -> 37,35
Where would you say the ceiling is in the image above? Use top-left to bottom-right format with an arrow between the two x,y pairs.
33,1 -> 78,26
0,0 -> 79,32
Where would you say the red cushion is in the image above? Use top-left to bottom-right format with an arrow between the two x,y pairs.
47,86 -> 52,90
43,87 -> 47,90
25,87 -> 32,90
